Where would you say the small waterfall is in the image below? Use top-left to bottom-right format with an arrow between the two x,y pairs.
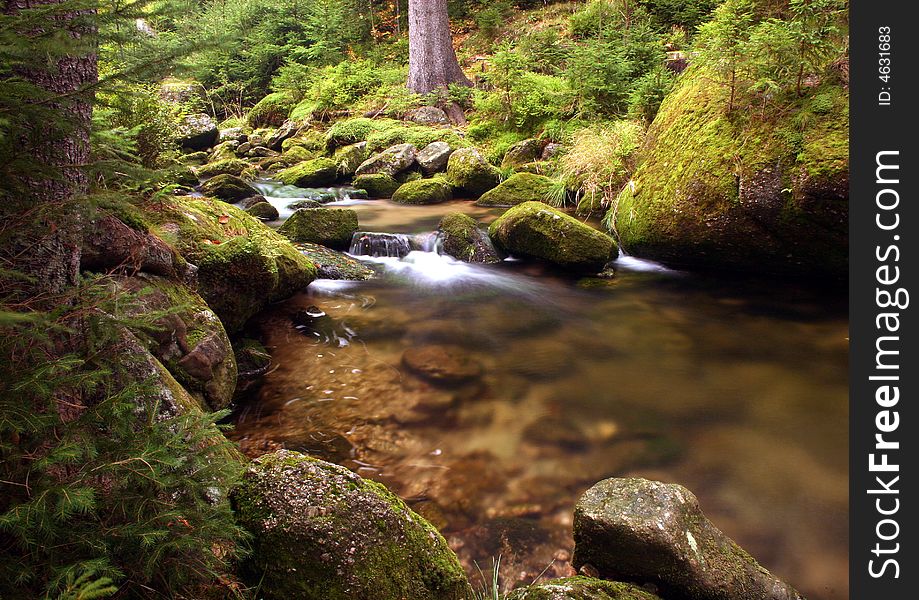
349,232 -> 413,258
411,231 -> 444,254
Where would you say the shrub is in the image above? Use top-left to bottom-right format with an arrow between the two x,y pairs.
628,66 -> 675,122
558,121 -> 644,210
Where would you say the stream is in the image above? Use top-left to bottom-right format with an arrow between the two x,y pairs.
232,181 -> 848,599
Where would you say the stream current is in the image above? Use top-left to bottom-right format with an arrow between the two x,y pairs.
232,181 -> 848,599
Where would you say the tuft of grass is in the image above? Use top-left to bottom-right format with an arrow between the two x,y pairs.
544,179 -> 570,208
472,555 -> 505,600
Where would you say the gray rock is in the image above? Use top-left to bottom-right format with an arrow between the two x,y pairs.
406,106 -> 450,125
267,119 -> 301,151
542,142 -> 564,160
416,141 -> 454,175
501,138 -> 544,168
573,478 -> 804,600
232,450 -> 471,600
177,113 -> 219,150
355,143 -> 417,177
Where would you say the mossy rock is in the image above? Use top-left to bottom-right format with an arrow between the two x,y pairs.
489,202 -> 616,272
353,173 -> 400,199
334,142 -> 368,177
182,151 -> 210,165
246,201 -> 279,222
438,213 -> 502,264
109,274 -> 238,411
277,208 -> 359,250
209,140 -> 239,162
200,174 -> 258,202
277,157 -> 338,187
326,117 -> 469,154
166,164 -> 199,188
151,197 -> 316,333
476,173 -> 555,207
248,92 -> 295,128
446,147 -> 501,197
281,130 -> 327,153
613,64 -> 848,277
197,158 -> 251,178
501,138 -> 545,168
507,577 -> 663,600
296,242 -> 375,280
391,178 -> 452,205
232,450 -> 472,600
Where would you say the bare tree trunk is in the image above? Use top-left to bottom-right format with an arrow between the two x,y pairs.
3,0 -> 97,294
406,0 -> 471,94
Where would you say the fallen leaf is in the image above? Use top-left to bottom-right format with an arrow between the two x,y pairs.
218,214 -> 230,224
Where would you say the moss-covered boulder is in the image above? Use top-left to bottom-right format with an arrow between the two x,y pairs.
246,201 -> 279,222
110,275 -> 238,411
232,450 -> 471,600
446,147 -> 501,197
151,197 -> 316,333
277,157 -> 338,187
209,140 -> 239,162
353,173 -> 400,198
573,478 -> 804,600
612,64 -> 848,277
507,577 -> 663,600
200,174 -> 258,202
501,138 -> 545,168
334,142 -> 369,177
197,158 -> 251,178
177,113 -> 219,150
476,173 -> 555,207
355,143 -> 417,178
391,178 -> 452,205
278,208 -> 359,249
489,202 -> 615,272
248,92 -> 295,128
438,213 -> 501,264
281,129 -> 326,153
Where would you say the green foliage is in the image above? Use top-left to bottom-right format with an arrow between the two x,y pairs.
628,66 -> 675,122
273,60 -> 407,118
475,1 -> 513,40
559,121 -> 644,212
94,82 -> 184,168
638,0 -> 718,30
0,279 -> 249,598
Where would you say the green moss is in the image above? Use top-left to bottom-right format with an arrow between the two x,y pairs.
476,172 -> 555,207
333,143 -> 368,177
197,158 -> 250,178
281,130 -> 327,153
200,174 -> 258,202
446,147 -> 502,197
276,157 -> 338,187
325,117 -> 469,153
277,208 -> 359,250
246,202 -> 279,221
352,173 -> 400,198
489,201 -> 615,272
611,65 -> 848,276
391,178 -> 453,205
438,212 -> 502,264
248,92 -> 295,128
507,576 -> 663,600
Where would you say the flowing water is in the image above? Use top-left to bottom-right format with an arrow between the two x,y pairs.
232,182 -> 849,599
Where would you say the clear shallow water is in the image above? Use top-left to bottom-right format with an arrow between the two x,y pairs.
231,197 -> 848,599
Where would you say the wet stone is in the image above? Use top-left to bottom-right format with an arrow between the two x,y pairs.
402,344 -> 484,386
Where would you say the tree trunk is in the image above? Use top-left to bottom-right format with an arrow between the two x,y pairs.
3,0 -> 97,294
406,0 -> 471,94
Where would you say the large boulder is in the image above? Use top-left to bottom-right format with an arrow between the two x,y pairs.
151,197 -> 316,333
110,275 -> 238,411
81,215 -> 182,278
277,208 -> 359,250
277,157 -> 338,187
438,213 -> 501,264
488,202 -> 615,271
297,242 -> 375,280
573,478 -> 804,600
391,178 -> 453,205
476,173 -> 555,207
200,174 -> 259,202
507,577 -> 662,600
501,138 -> 545,168
248,92 -> 295,128
446,147 -> 501,197
232,450 -> 471,600
353,173 -> 400,199
177,113 -> 219,150
613,65 -> 848,277
416,141 -> 454,175
266,119 -> 302,151
355,143 -> 417,178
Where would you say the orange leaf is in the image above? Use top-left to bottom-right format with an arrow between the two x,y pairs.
218,215 -> 230,224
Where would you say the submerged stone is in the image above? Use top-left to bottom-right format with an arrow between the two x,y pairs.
232,450 -> 471,600
402,344 -> 483,386
573,478 -> 805,600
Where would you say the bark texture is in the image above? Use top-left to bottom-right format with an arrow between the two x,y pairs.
3,0 -> 97,293
407,0 -> 471,94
